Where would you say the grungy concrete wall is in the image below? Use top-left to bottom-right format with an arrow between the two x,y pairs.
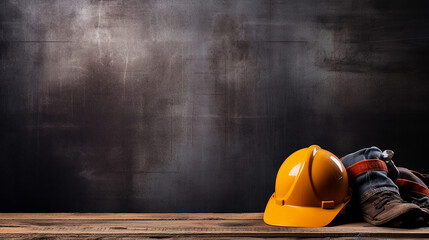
1,0 -> 429,212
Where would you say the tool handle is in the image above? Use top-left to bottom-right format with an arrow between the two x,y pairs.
381,150 -> 400,182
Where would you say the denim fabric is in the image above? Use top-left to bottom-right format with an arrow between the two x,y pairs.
398,167 -> 429,205
408,194 -> 429,205
341,146 -> 399,203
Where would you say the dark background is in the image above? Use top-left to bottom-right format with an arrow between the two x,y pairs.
1,0 -> 429,212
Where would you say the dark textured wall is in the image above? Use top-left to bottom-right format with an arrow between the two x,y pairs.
1,0 -> 429,212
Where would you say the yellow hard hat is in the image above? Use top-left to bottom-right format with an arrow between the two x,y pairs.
264,145 -> 351,227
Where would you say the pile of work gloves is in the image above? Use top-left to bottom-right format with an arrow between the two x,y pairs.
341,146 -> 429,227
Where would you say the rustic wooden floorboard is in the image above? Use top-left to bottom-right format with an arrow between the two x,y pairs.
0,213 -> 428,239
0,212 -> 263,220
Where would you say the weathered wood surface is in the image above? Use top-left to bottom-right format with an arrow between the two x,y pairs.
0,213 -> 429,239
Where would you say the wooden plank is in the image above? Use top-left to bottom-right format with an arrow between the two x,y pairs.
0,213 -> 263,220
0,213 -> 428,238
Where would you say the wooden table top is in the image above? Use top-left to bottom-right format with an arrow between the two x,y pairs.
0,213 -> 428,239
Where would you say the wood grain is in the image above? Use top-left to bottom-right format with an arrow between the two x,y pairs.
0,213 -> 428,239
0,213 -> 263,220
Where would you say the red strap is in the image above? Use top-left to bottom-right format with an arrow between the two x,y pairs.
346,159 -> 388,180
410,170 -> 429,186
396,178 -> 429,197
410,170 -> 429,178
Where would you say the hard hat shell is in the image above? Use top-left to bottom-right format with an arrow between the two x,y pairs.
264,145 -> 351,227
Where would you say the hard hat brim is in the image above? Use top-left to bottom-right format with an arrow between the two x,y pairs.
263,194 -> 349,227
